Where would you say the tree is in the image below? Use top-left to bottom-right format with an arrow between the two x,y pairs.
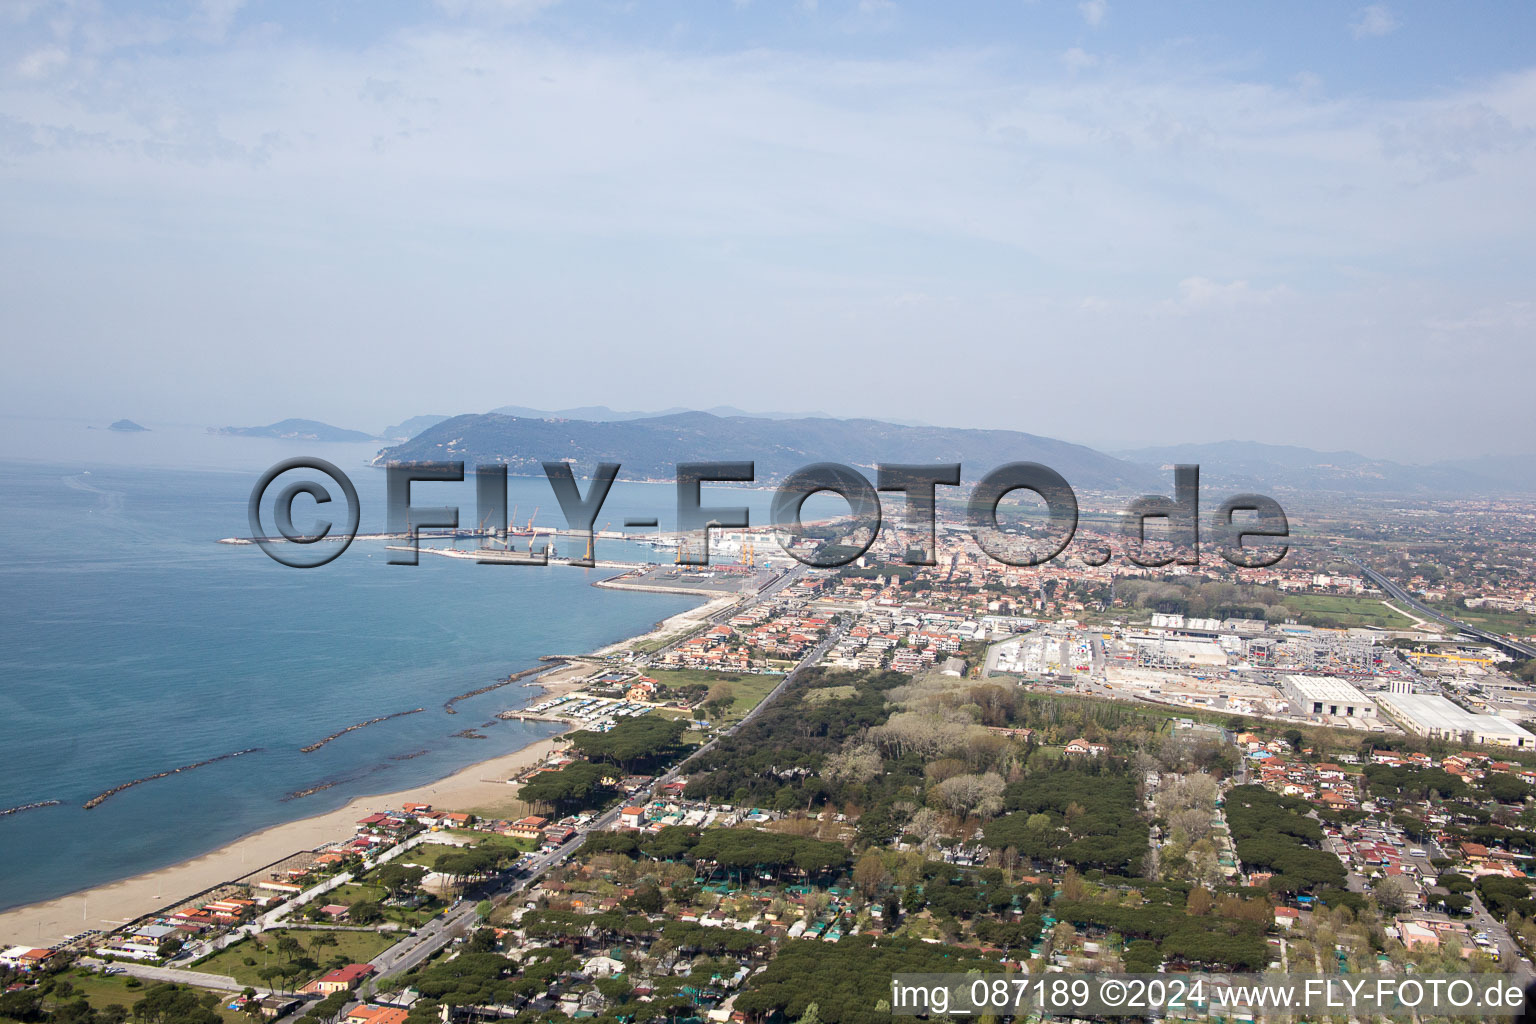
313,992 -> 350,1023
853,851 -> 889,899
824,746 -> 883,786
569,717 -> 689,773
376,864 -> 428,899
934,773 -> 1006,819
132,983 -> 222,1024
466,928 -> 500,953
905,808 -> 945,851
1373,876 -> 1412,914
595,975 -> 633,1004
625,884 -> 665,914
705,681 -> 736,717
348,901 -> 384,925
518,761 -> 612,814
0,991 -> 43,1023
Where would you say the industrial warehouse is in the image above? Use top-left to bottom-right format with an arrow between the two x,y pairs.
1375,692 -> 1536,749
1282,675 -> 1378,721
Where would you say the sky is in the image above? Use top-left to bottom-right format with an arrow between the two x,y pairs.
2,1 -> 1535,462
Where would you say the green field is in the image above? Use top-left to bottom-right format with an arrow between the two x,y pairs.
641,667 -> 729,690
1283,592 -> 1417,629
189,929 -> 398,987
802,685 -> 857,704
313,883 -> 439,929
396,832 -> 531,870
1428,601 -> 1536,637
37,973 -> 249,1024
327,881 -> 387,905
643,669 -> 780,723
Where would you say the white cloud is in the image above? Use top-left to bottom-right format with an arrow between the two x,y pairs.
13,44 -> 66,78
1061,47 -> 1098,71
1078,0 -> 1107,28
431,0 -> 561,19
191,0 -> 245,41
0,13 -> 1534,456
1160,277 -> 1291,316
1350,4 -> 1397,39
1380,101 -> 1534,179
1426,301 -> 1536,333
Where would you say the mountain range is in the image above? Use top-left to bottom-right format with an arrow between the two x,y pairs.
375,410 -> 1150,490
487,403 -> 873,423
216,408 -> 1536,497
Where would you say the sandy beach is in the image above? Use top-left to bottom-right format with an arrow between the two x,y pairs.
592,588 -> 739,655
0,733 -> 575,948
0,659 -> 605,948
0,584 -> 733,948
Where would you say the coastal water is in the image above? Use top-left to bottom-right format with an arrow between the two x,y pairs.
0,418 -> 785,914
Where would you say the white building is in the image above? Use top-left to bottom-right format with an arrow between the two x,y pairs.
1375,692 -> 1536,749
1283,675 -> 1377,720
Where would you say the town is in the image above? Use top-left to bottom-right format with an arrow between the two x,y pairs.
8,498 -> 1536,1024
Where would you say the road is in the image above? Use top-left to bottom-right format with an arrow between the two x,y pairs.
79,957 -> 267,994
1379,838 -> 1536,984
368,610 -> 841,988
85,590 -> 838,996
1350,558 -> 1536,660
643,565 -> 802,663
368,900 -> 478,980
1412,839 -> 1535,983
1322,833 -> 1369,894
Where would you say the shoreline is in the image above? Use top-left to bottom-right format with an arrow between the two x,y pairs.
0,584 -> 731,947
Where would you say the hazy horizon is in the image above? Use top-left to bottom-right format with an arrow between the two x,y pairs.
5,406 -> 1528,471
4,2 -> 1535,462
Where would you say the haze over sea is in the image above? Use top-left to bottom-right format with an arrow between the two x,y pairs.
0,417 -> 785,914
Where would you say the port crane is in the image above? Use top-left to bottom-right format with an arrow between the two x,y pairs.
585,522 -> 611,564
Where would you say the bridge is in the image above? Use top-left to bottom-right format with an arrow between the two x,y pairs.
1348,557 -> 1536,660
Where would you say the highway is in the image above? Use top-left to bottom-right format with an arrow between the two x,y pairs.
1349,558 -> 1536,660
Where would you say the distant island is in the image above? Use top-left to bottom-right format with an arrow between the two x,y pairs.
107,419 -> 148,432
213,418 -> 378,442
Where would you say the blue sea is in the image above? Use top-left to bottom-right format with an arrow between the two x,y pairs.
0,417 -> 785,913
